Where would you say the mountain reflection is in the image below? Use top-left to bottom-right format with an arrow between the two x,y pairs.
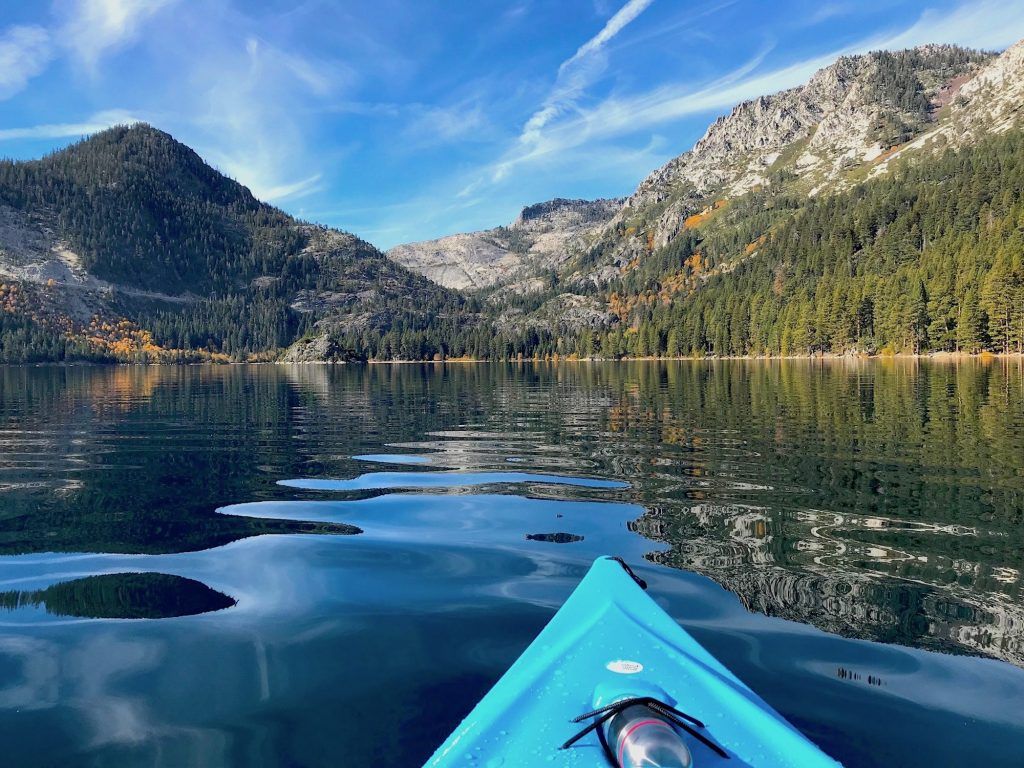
0,572 -> 235,619
337,359 -> 1024,666
0,360 -> 1022,666
0,365 -> 362,553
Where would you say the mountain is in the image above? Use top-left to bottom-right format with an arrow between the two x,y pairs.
0,125 -> 474,362
387,41 -> 1024,358
388,197 -> 621,292
578,42 -> 1024,357
587,45 -> 991,276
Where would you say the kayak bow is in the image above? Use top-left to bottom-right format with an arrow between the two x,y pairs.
426,556 -> 841,767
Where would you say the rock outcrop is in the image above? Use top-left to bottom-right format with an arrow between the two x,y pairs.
388,197 -> 621,291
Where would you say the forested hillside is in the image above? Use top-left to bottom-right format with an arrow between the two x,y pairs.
412,129 -> 1024,361
0,125 -> 476,362
0,125 -> 300,295
589,131 -> 1024,358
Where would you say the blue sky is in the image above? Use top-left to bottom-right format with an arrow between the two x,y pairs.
1,1 -> 1024,248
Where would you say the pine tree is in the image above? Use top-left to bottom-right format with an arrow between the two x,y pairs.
957,289 -> 985,353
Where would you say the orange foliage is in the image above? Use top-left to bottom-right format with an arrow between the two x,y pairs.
610,251 -> 714,319
683,199 -> 727,230
683,210 -> 711,229
772,263 -> 786,296
71,315 -> 177,359
608,291 -> 633,321
1,280 -> 228,363
0,283 -> 29,315
744,234 -> 767,255
874,144 -> 902,164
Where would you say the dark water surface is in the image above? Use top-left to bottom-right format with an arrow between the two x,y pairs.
0,361 -> 1022,767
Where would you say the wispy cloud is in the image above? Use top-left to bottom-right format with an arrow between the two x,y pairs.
0,109 -> 140,141
0,25 -> 53,100
806,2 -> 855,26
371,133 -> 670,247
498,45 -> 802,171
259,172 -> 324,203
517,0 -> 655,151
187,33 -> 346,203
0,2 -> 346,204
500,3 -> 531,24
244,36 -> 336,96
60,0 -> 176,72
870,0 -> 1024,51
568,0 -> 655,67
398,100 -> 492,150
603,0 -> 736,52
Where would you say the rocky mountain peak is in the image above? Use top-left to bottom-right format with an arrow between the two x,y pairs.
589,44 -> 995,272
631,45 -> 989,207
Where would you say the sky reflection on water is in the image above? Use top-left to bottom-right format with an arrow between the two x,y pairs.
278,470 -> 629,491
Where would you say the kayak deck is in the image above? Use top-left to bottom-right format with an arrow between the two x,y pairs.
426,556 -> 841,767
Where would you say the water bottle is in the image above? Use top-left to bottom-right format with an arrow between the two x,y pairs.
604,703 -> 693,767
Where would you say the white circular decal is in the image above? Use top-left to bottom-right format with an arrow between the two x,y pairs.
606,659 -> 644,674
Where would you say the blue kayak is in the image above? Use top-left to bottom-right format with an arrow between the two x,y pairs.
426,556 -> 842,767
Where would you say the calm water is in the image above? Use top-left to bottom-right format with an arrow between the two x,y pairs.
0,361 -> 1022,767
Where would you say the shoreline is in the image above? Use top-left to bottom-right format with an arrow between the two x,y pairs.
6,352 -> 1024,367
344,351 -> 1024,364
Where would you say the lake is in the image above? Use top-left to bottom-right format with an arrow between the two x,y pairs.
0,360 -> 1022,766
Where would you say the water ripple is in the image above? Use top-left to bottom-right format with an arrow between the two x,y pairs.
278,471 -> 629,492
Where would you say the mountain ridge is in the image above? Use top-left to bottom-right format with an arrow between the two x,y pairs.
387,196 -> 621,292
